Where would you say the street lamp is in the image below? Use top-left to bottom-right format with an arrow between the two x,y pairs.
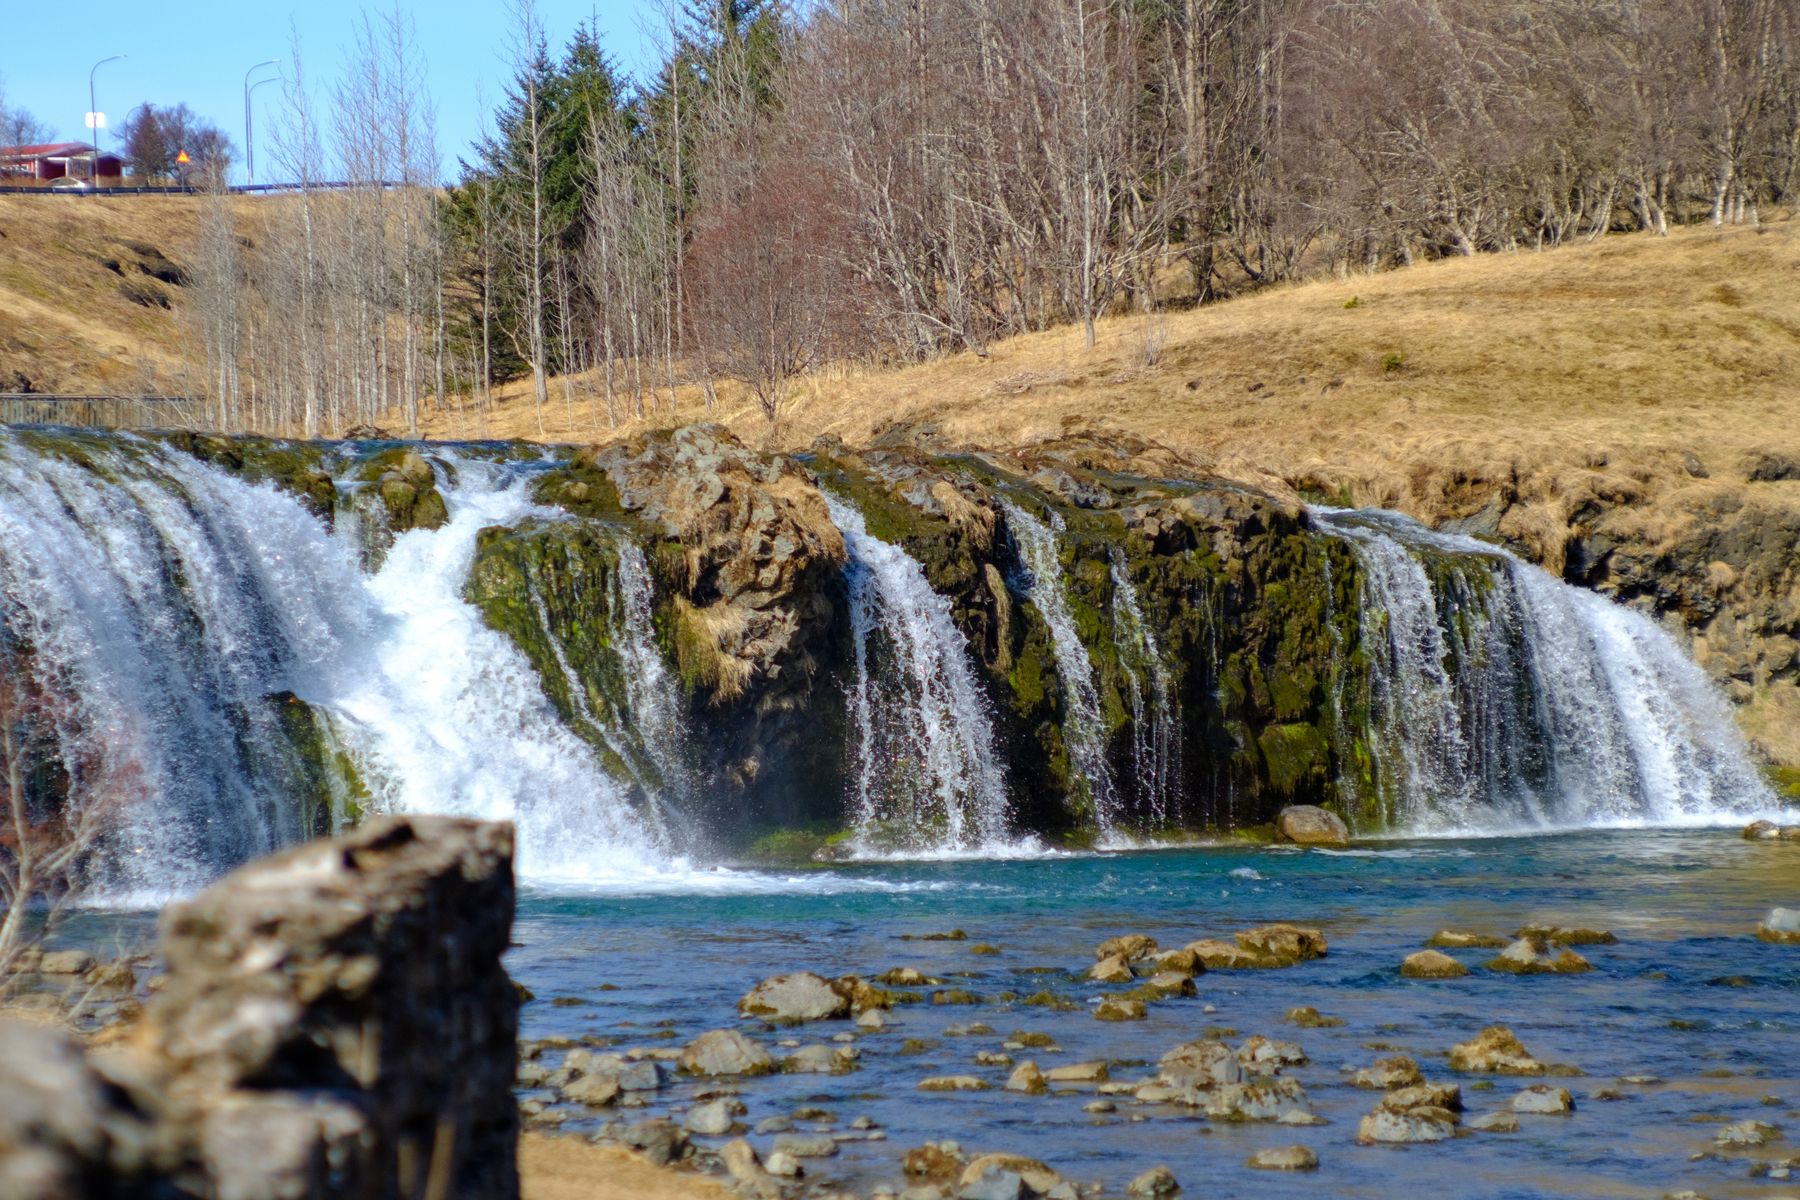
246,74 -> 282,184
88,54 -> 125,184
243,60 -> 278,185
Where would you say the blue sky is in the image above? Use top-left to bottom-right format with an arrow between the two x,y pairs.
0,1 -> 660,181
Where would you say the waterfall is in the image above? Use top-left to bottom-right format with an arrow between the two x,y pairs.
1316,508 -> 1772,832
0,432 -> 671,897
998,500 -> 1121,834
825,494 -> 1012,854
1109,550 -> 1180,827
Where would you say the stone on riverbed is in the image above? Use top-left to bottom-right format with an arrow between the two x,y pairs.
1380,1083 -> 1463,1113
786,1044 -> 852,1074
1159,1040 -> 1243,1088
959,1154 -> 1063,1196
739,971 -> 851,1023
1357,1107 -> 1459,1144
1468,1111 -> 1520,1133
1426,930 -> 1509,950
1354,1056 -> 1425,1090
680,1029 -> 775,1076
1402,950 -> 1469,979
1715,1120 -> 1781,1146
1275,805 -> 1350,847
721,1139 -> 781,1199
919,1075 -> 990,1092
1745,820 -> 1781,840
1758,908 -> 1800,944
1516,926 -> 1618,946
1486,937 -> 1591,975
1046,1061 -> 1110,1084
773,1133 -> 838,1159
1096,934 -> 1159,961
1005,1061 -> 1048,1094
1512,1085 -> 1574,1115
560,1074 -> 622,1108
1089,954 -> 1135,983
1236,924 -> 1328,962
1126,1166 -> 1181,1197
1205,1078 -> 1313,1122
1285,1006 -> 1345,1028
684,1097 -> 746,1135
1450,1027 -> 1547,1075
1237,1036 -> 1308,1073
1247,1145 -> 1319,1170
1095,997 -> 1146,1021
1186,939 -> 1281,969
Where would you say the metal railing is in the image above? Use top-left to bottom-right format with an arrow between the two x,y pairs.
0,394 -> 199,428
0,181 -> 404,196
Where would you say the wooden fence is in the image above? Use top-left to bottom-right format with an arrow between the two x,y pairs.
0,394 -> 199,429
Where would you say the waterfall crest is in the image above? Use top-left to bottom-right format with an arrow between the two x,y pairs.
1316,508 -> 1771,833
826,494 -> 1014,854
999,500 -> 1122,835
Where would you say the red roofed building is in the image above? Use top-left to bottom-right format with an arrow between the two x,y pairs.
0,143 -> 124,183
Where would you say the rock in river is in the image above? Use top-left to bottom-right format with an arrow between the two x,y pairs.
1275,805 -> 1350,847
1248,1145 -> 1320,1170
1449,1026 -> 1547,1075
1758,908 -> 1800,944
959,1154 -> 1063,1195
1402,950 -> 1469,979
680,1029 -> 775,1076
1354,1056 -> 1425,1090
739,971 -> 851,1023
1511,1085 -> 1574,1115
1126,1165 -> 1181,1197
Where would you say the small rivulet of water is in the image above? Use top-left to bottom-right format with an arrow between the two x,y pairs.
826,494 -> 1012,855
1315,507 -> 1772,833
998,499 -> 1122,835
1108,550 -> 1180,828
0,432 -> 675,898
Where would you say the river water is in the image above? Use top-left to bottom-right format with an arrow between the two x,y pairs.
508,830 -> 1799,1199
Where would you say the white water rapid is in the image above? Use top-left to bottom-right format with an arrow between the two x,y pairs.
826,494 -> 1015,855
1316,508 -> 1773,833
0,433 -> 675,898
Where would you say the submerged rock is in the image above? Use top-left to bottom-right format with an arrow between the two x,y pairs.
1248,1145 -> 1319,1170
1516,925 -> 1618,946
1715,1119 -> 1781,1146
1158,1041 -> 1243,1089
1402,950 -> 1469,979
1486,937 -> 1592,975
739,972 -> 851,1023
1275,805 -> 1350,847
1285,1006 -> 1345,1028
1426,931 -> 1509,950
918,1075 -> 990,1092
1468,1111 -> 1520,1133
1449,1027 -> 1547,1076
1095,997 -> 1147,1022
1357,1107 -> 1458,1144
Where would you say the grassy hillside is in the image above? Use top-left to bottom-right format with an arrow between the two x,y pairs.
0,194 -> 214,394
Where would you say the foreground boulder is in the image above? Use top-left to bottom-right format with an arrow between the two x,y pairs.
1274,805 -> 1350,847
0,815 -> 520,1200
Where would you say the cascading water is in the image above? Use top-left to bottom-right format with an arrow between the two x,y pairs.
0,432 -> 673,897
998,500 -> 1121,834
1316,508 -> 1772,832
826,494 -> 1013,854
1108,550 -> 1180,827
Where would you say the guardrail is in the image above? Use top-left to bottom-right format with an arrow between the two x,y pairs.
0,181 -> 404,196
0,394 -> 200,428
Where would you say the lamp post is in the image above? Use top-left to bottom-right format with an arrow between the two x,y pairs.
246,75 -> 281,184
88,54 -> 125,183
243,60 -> 278,185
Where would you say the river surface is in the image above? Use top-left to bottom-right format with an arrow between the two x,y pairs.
504,829 -> 1799,1199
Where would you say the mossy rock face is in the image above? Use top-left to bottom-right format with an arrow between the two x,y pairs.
153,431 -> 340,519
267,691 -> 368,836
352,446 -> 449,535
